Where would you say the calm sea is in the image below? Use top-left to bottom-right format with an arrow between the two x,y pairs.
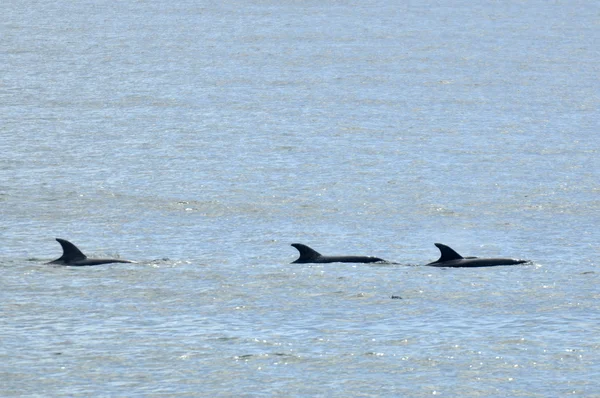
1,0 -> 599,396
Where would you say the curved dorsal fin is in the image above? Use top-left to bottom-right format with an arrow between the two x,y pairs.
291,243 -> 321,263
434,243 -> 464,262
55,238 -> 87,262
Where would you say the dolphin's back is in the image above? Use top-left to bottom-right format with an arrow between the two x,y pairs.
426,243 -> 528,267
47,238 -> 133,266
291,243 -> 386,264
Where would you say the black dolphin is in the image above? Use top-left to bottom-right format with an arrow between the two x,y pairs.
426,243 -> 528,268
291,243 -> 387,264
47,238 -> 134,266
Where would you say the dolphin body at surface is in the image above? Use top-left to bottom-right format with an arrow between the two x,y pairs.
426,243 -> 528,268
47,238 -> 134,266
291,243 -> 388,264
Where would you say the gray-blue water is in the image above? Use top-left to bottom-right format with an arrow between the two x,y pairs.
1,1 -> 599,396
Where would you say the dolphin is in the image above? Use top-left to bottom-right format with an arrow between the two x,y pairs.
291,243 -> 387,264
426,243 -> 528,268
47,238 -> 134,266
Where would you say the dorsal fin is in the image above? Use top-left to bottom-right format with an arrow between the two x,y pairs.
434,243 -> 464,262
291,243 -> 321,263
55,238 -> 87,262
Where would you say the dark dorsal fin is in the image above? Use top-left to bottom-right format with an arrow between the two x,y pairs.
55,238 -> 87,262
291,243 -> 321,263
434,243 -> 464,262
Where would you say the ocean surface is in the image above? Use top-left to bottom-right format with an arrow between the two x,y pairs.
1,0 -> 599,396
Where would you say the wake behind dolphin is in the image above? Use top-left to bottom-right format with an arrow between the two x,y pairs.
426,243 -> 528,268
291,243 -> 388,264
47,238 -> 134,266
